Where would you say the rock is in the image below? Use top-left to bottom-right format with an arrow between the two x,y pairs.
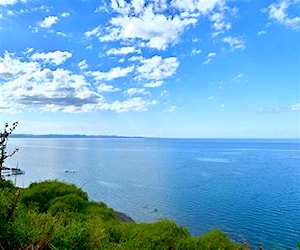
114,211 -> 134,223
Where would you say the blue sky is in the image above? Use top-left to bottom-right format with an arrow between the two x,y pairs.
0,0 -> 299,138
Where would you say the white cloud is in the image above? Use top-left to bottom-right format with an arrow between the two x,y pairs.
160,89 -> 168,97
136,56 -> 179,81
231,73 -> 244,83
131,0 -> 146,14
78,60 -> 88,70
171,0 -> 222,13
0,52 -> 158,114
0,53 -> 104,113
89,3 -> 198,50
257,30 -> 266,36
89,0 -> 233,52
128,55 -> 143,62
0,51 -> 39,80
0,0 -> 25,6
191,48 -> 202,55
106,46 -> 141,56
248,104 -> 300,113
85,27 -> 101,37
39,16 -> 58,28
164,105 -> 176,112
203,52 -> 216,64
106,97 -> 157,112
210,11 -> 231,33
56,31 -> 68,37
268,0 -> 300,30
124,87 -> 150,96
223,36 -> 245,51
23,48 -> 34,54
290,103 -> 300,111
88,66 -> 134,81
31,51 -> 72,65
97,83 -> 120,92
144,81 -> 163,88
61,12 -> 70,17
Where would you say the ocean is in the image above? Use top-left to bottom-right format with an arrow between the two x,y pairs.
6,138 -> 300,249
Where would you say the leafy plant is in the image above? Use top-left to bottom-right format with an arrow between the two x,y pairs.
0,180 -> 244,249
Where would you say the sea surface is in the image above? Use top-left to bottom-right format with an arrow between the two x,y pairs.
6,138 -> 300,249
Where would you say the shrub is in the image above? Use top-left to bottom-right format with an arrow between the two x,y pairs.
19,180 -> 88,212
0,180 -> 243,249
7,210 -> 57,249
48,193 -> 89,215
51,218 -> 90,250
110,220 -> 190,249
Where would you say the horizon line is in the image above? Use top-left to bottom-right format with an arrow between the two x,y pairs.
10,134 -> 300,140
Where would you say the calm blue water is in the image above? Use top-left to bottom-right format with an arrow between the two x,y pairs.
6,138 -> 300,249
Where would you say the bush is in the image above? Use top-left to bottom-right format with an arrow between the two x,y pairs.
51,218 -> 90,250
107,220 -> 190,249
8,210 -> 57,249
0,179 -> 15,189
176,230 -> 243,250
0,180 -> 243,249
48,193 -> 89,215
19,180 -> 88,212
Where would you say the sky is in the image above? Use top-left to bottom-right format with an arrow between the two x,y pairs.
0,0 -> 299,138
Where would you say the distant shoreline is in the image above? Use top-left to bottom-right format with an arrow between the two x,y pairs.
11,134 -> 145,139
10,134 -> 300,140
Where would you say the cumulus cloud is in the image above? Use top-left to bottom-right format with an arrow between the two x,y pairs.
268,0 -> 300,30
78,60 -> 88,70
124,87 -> 150,97
0,0 -> 25,6
0,62 -> 103,113
88,66 -> 134,81
223,36 -> 245,51
0,52 -> 157,113
85,27 -> 101,37
105,97 -> 157,112
191,48 -> 202,55
135,56 -> 179,81
210,11 -> 231,35
144,81 -> 163,88
106,46 -> 141,55
97,83 -> 120,92
0,51 -> 39,80
31,51 -> 72,65
171,0 -> 222,13
39,16 -> 58,28
61,12 -> 70,17
88,1 -> 212,50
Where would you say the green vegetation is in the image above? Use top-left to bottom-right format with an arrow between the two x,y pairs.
0,179 -> 243,250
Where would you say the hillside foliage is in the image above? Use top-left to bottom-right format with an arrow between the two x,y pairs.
0,179 -> 243,250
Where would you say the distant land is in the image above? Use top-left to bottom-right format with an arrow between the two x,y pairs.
11,134 -> 145,139
10,134 -> 300,140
